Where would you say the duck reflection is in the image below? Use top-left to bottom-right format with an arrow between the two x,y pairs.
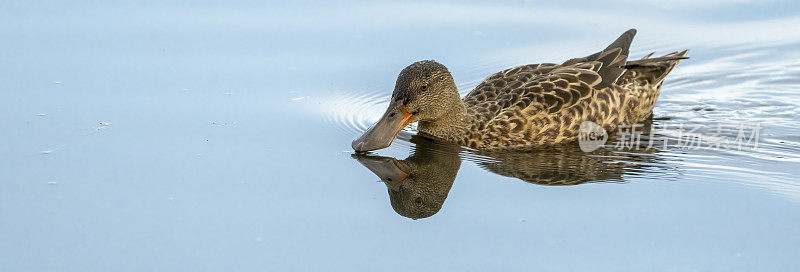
353,122 -> 667,219
473,145 -> 661,186
353,136 -> 461,219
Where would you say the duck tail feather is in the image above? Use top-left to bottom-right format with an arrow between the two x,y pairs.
619,50 -> 690,86
624,50 -> 689,68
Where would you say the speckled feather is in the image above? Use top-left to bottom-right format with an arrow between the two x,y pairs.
450,30 -> 688,150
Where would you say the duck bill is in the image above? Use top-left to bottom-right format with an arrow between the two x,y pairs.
352,102 -> 414,152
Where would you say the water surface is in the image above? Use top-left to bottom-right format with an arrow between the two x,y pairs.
2,1 -> 800,271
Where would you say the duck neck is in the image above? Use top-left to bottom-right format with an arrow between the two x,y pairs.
417,100 -> 469,142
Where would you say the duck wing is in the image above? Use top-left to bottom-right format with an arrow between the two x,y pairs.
461,61 -> 605,147
461,30 -> 640,147
464,29 -> 638,115
562,28 -> 637,89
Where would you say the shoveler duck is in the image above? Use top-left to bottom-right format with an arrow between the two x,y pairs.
352,29 -> 688,152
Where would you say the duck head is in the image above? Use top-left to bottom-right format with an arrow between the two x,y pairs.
352,60 -> 461,152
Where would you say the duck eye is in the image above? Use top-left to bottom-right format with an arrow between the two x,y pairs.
420,84 -> 428,91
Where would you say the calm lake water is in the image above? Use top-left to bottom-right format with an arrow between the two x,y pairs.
2,1 -> 800,271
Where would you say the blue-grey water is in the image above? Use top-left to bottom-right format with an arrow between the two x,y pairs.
2,1 -> 800,271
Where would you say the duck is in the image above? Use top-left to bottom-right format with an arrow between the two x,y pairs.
352,29 -> 688,152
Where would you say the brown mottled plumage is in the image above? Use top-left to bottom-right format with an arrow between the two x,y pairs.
352,29 -> 688,152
